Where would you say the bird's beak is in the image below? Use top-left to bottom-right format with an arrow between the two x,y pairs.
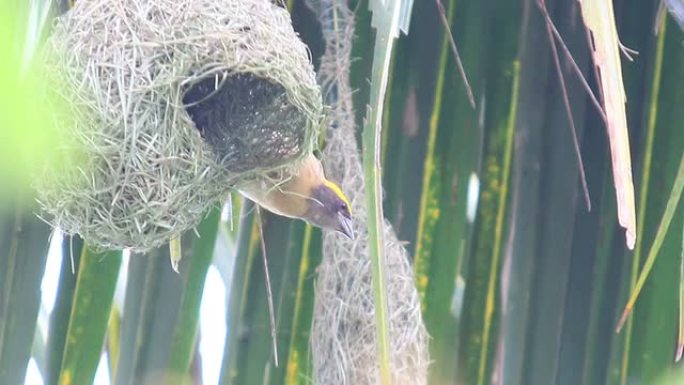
336,213 -> 355,240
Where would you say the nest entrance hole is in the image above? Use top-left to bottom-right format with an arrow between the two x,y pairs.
183,73 -> 308,174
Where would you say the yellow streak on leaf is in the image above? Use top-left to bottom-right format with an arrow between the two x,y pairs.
59,371 -> 72,385
286,350 -> 299,382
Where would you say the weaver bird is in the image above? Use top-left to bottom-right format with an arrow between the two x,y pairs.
238,154 -> 354,239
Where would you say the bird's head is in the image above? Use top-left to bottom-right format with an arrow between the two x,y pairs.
304,179 -> 354,239
238,154 -> 354,239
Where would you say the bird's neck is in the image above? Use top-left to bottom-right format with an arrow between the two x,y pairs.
238,154 -> 325,218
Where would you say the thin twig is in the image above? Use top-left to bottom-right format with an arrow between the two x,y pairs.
618,42 -> 638,62
536,2 -> 608,127
257,208 -> 279,367
435,0 -> 476,109
227,193 -> 234,232
70,234 -> 76,275
678,208 -> 684,361
537,0 -> 591,211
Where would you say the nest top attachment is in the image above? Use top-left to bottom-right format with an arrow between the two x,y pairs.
39,0 -> 324,252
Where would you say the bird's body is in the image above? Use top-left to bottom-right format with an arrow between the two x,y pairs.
240,154 -> 323,218
238,154 -> 353,238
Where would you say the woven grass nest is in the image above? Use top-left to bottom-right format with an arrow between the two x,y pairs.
38,0 -> 324,252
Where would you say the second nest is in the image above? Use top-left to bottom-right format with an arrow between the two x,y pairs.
39,0 -> 325,252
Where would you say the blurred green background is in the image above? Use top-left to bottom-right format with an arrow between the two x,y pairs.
1,0 -> 683,384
